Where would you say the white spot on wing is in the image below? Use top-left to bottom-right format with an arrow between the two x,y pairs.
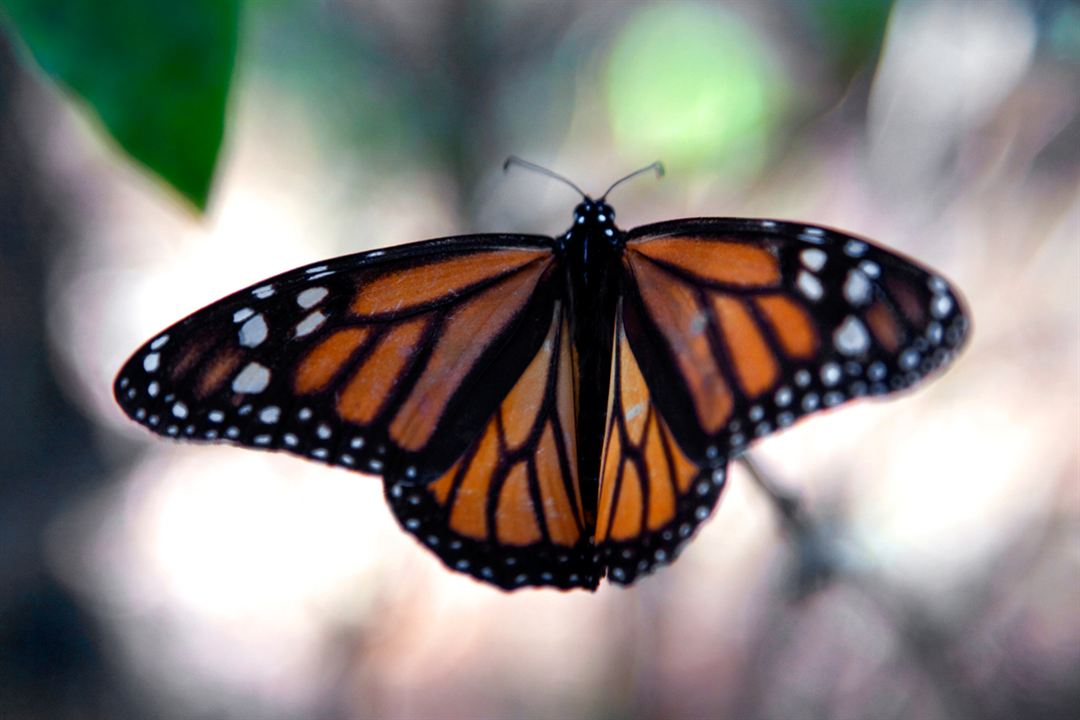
172,401 -> 188,419
821,362 -> 842,386
232,362 -> 271,394
297,287 -> 329,309
295,311 -> 327,337
305,265 -> 328,274
844,240 -> 867,257
932,294 -> 953,318
239,314 -> 268,347
259,406 -> 281,424
689,312 -> 708,335
800,248 -> 827,271
233,307 -> 255,323
797,271 -> 824,300
252,285 -> 274,299
844,269 -> 872,306
150,335 -> 170,350
143,353 -> 160,373
834,316 -> 870,356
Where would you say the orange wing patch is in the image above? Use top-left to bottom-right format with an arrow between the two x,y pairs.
447,423 -> 499,540
170,335 -> 214,381
352,248 -> 549,317
389,262 -> 547,451
196,347 -> 243,398
535,425 -> 580,546
628,256 -> 733,433
295,327 -> 371,394
754,294 -> 818,358
865,300 -> 903,353
711,294 -> 778,396
885,275 -> 925,326
595,314 -> 702,545
595,429 -> 621,542
337,316 -> 428,424
628,237 -> 781,286
496,463 -> 543,545
423,302 -> 585,549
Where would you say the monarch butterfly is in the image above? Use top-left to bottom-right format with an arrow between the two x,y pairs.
114,160 -> 969,591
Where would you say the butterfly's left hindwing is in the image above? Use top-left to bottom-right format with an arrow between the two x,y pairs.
113,235 -> 559,481
593,305 -> 726,585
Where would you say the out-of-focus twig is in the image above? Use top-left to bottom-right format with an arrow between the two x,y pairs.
739,453 -> 840,597
739,452 -> 988,720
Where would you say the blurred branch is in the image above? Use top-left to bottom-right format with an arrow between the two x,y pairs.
740,453 -> 838,596
739,452 -> 989,720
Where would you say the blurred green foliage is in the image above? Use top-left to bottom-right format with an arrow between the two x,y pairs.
1,0 -> 239,211
606,4 -> 789,178
808,0 -> 893,74
1047,2 -> 1080,61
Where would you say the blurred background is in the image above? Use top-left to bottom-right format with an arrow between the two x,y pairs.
1,0 -> 1077,718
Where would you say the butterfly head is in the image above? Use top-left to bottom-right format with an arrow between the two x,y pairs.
572,198 -> 618,236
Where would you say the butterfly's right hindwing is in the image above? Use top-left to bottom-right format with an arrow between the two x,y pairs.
384,299 -> 598,590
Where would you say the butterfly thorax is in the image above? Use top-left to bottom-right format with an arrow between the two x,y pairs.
558,198 -> 624,519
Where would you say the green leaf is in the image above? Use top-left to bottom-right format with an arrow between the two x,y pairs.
2,0 -> 239,211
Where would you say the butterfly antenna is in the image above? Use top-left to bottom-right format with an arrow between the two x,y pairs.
503,156 -> 588,198
599,161 -> 665,201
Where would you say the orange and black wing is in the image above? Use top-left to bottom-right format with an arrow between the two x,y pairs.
385,299 -> 597,590
593,304 -> 725,584
113,235 -> 562,484
595,218 -> 969,584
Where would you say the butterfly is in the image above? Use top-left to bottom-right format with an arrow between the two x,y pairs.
114,159 -> 969,591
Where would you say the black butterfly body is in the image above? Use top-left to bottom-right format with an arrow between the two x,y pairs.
115,193 -> 969,591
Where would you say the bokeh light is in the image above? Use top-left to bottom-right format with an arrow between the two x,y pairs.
606,3 -> 789,177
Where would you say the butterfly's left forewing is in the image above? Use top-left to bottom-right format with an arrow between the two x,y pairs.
113,235 -> 561,482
